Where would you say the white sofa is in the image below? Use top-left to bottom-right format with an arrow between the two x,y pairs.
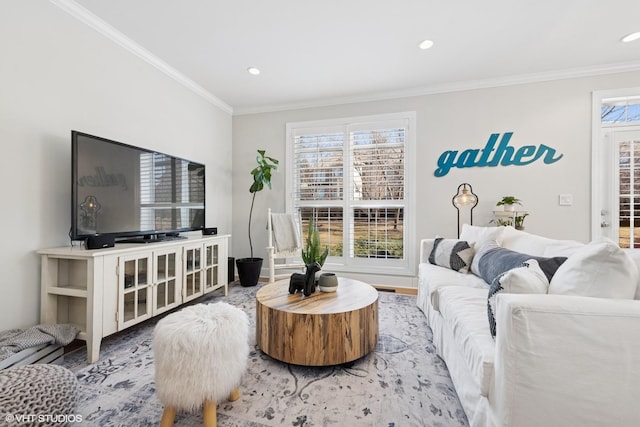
417,225 -> 640,427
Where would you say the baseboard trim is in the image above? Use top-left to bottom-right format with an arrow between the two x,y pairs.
373,285 -> 417,295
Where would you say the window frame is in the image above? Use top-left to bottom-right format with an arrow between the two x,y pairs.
286,112 -> 416,276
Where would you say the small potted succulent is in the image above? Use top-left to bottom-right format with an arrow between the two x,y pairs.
300,216 -> 329,294
301,216 -> 329,268
496,196 -> 522,212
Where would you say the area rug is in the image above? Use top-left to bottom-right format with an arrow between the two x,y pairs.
62,284 -> 469,426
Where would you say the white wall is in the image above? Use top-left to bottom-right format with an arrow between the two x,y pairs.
0,1 -> 232,330
232,70 -> 640,285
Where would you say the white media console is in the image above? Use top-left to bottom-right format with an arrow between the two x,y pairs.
39,234 -> 229,364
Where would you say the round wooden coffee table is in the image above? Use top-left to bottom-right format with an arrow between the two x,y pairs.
255,277 -> 379,366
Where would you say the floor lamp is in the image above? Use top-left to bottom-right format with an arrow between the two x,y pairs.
452,183 -> 478,238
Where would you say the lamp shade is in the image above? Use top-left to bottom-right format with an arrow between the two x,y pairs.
453,185 -> 478,207
452,183 -> 478,237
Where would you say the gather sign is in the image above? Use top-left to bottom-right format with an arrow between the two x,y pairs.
434,132 -> 563,177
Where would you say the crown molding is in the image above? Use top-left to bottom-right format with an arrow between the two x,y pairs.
234,61 -> 640,116
48,0 -> 640,117
50,0 -> 233,115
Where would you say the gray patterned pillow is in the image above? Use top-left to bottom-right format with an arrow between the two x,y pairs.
428,238 -> 474,273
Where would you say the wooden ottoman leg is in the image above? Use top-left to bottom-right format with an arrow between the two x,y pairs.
203,400 -> 217,427
159,406 -> 176,427
228,387 -> 240,402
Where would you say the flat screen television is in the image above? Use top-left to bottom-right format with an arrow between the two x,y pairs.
71,131 -> 205,243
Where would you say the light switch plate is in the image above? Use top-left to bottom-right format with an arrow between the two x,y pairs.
559,194 -> 573,206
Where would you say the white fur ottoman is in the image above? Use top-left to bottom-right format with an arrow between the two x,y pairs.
153,302 -> 249,427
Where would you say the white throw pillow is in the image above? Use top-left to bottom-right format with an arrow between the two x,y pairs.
549,238 -> 639,299
487,259 -> 549,337
460,224 -> 505,247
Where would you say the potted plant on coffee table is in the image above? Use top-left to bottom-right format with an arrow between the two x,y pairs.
300,216 -> 329,295
236,150 -> 278,287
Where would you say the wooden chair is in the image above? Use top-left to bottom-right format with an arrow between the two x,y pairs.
267,208 -> 305,283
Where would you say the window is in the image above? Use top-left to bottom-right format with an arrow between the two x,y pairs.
592,89 -> 640,249
286,112 -> 415,275
601,100 -> 640,124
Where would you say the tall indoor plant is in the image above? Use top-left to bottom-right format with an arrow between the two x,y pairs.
236,150 -> 279,286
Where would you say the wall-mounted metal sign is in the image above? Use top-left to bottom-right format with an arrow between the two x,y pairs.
434,132 -> 563,177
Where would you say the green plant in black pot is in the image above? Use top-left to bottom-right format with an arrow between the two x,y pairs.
236,150 -> 278,287
301,216 -> 329,267
299,216 -> 329,295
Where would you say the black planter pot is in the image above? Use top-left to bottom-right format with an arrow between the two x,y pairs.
236,257 -> 263,287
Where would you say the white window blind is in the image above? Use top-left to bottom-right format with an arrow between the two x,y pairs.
287,113 -> 415,275
292,131 -> 344,201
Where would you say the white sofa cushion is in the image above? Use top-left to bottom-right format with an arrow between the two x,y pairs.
501,226 -> 553,256
438,286 -> 495,398
501,226 -> 583,257
549,238 -> 639,299
420,263 -> 488,312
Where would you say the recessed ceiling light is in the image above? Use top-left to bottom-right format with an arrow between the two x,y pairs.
621,32 -> 640,43
247,67 -> 261,75
418,39 -> 434,50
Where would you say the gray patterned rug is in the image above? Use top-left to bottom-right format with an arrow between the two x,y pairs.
62,284 -> 469,426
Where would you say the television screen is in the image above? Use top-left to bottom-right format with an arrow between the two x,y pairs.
71,131 -> 205,242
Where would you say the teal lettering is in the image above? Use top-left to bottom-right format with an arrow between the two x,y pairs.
478,134 -> 499,164
455,149 -> 480,168
434,150 -> 458,177
433,133 -> 563,176
513,145 -> 537,165
486,132 -> 514,166
541,145 -> 563,164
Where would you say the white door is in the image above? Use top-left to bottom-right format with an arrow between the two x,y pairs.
597,127 -> 640,248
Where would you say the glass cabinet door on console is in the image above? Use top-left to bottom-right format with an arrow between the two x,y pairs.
183,243 -> 203,302
153,248 -> 181,315
203,242 -> 219,294
118,253 -> 153,330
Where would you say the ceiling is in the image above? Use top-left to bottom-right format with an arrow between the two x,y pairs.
65,0 -> 640,114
